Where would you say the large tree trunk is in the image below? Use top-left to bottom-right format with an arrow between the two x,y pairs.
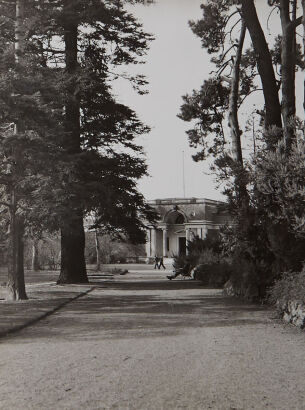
240,0 -> 282,130
228,20 -> 249,209
228,20 -> 245,166
279,0 -> 297,151
58,214 -> 87,283
7,200 -> 27,300
14,0 -> 23,64
303,0 -> 305,116
57,2 -> 88,284
6,0 -> 27,301
16,216 -> 27,297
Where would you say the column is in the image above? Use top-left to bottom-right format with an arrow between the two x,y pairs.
162,228 -> 168,257
145,229 -> 151,257
202,226 -> 208,239
151,228 -> 157,257
185,228 -> 191,242
185,228 -> 190,255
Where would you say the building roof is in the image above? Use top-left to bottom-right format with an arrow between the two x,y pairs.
147,197 -> 229,224
147,197 -> 225,206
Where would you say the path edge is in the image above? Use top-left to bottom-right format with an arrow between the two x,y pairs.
0,286 -> 96,340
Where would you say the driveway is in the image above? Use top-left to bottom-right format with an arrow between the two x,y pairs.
0,268 -> 305,409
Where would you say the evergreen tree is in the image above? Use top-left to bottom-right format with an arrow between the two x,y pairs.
28,0 -> 155,284
0,0 -> 64,299
0,0 -> 156,291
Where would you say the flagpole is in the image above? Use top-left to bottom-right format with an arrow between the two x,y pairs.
182,150 -> 186,198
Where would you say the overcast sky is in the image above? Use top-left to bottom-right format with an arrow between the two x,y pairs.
114,0 -> 304,201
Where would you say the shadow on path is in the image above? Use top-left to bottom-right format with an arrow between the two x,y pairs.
12,277 -> 273,343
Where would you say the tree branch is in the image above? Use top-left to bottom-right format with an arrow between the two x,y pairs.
216,61 -> 231,77
267,6 -> 279,33
219,43 -> 238,63
224,10 -> 240,29
229,19 -> 242,43
219,75 -> 231,84
238,88 -> 263,107
290,15 -> 303,29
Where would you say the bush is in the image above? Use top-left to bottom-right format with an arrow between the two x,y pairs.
173,235 -> 225,269
193,263 -> 231,287
268,267 -> 305,306
223,258 -> 260,300
172,235 -> 229,284
172,254 -> 188,271
196,248 -> 223,265
216,132 -> 305,299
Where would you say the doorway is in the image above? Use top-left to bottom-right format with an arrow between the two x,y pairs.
178,237 -> 186,256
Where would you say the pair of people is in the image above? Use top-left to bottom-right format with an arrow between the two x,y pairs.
153,256 -> 166,270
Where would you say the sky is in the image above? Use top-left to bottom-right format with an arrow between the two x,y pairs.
113,0 -> 304,201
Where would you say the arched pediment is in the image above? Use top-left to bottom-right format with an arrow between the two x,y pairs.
163,208 -> 187,224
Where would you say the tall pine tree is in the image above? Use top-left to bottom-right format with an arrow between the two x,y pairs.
0,0 -> 64,299
27,0 -> 155,284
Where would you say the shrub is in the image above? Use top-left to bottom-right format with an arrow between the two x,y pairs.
172,235 -> 229,284
216,131 -> 305,299
196,248 -> 223,265
172,253 -> 188,271
268,267 -> 305,306
183,235 -> 224,267
223,258 -> 260,300
193,262 -> 231,287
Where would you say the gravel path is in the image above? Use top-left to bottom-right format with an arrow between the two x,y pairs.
1,269 -> 305,410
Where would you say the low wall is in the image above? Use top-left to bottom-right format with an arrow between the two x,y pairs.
278,301 -> 305,329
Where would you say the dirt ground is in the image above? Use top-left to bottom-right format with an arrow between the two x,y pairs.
1,268 -> 305,410
0,263 -> 162,286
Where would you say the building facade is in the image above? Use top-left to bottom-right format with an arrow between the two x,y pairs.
145,197 -> 230,260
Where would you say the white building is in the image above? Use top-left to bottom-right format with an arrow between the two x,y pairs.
145,197 -> 230,260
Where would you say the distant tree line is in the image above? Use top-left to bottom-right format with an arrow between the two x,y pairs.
0,232 -> 145,271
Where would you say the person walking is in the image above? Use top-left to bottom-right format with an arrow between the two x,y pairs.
153,256 -> 159,269
158,256 -> 166,270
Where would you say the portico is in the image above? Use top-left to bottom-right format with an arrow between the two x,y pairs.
145,197 -> 230,260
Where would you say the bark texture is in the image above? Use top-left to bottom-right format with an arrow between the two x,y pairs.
279,0 -> 297,150
228,20 -> 245,165
16,217 -> 26,296
6,0 -> 27,301
14,0 -> 23,63
59,215 -> 87,284
302,0 -> 305,115
228,20 -> 249,210
57,3 -> 88,284
240,0 -> 282,130
7,211 -> 27,300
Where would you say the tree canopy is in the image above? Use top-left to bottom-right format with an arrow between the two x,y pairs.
179,0 -> 305,298
0,0 -> 156,296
